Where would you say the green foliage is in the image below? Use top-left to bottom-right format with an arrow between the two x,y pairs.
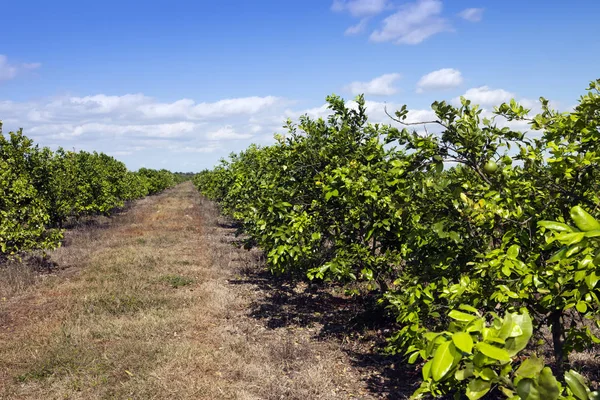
0,128 -> 62,254
195,79 -> 600,397
412,308 -> 599,399
0,122 -> 179,256
137,168 -> 177,195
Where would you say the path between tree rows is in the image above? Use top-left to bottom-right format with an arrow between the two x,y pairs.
0,182 -> 405,399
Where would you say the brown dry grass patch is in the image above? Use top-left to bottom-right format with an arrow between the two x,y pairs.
0,182 -> 385,400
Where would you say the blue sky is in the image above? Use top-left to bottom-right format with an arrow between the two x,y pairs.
1,0 -> 599,171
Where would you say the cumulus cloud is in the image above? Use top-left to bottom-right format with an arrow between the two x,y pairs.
416,68 -> 463,93
139,96 -> 281,120
370,0 -> 451,45
0,56 -> 19,81
345,19 -> 369,35
344,73 -> 401,96
108,150 -> 133,156
28,121 -> 200,140
0,93 -> 286,171
454,86 -> 515,106
17,94 -> 281,124
459,8 -> 484,22
171,145 -> 219,153
332,0 -> 390,17
1,85 -> 551,172
284,103 -> 332,121
0,55 -> 41,82
206,126 -> 253,140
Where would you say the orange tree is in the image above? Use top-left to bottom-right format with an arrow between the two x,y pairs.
1,123 -> 179,257
194,80 -> 600,398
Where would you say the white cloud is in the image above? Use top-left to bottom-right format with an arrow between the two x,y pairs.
0,92 -> 286,171
0,56 -> 19,81
332,0 -> 389,17
284,103 -> 332,121
35,121 -> 200,140
454,86 -> 515,106
17,94 -> 280,124
108,150 -> 133,156
0,55 -> 41,82
370,0 -> 451,45
206,126 -> 253,140
58,94 -> 151,116
171,145 -> 219,153
3,87 -> 553,172
344,73 -> 402,96
416,68 -> 463,93
345,19 -> 369,35
140,96 -> 281,120
459,8 -> 484,22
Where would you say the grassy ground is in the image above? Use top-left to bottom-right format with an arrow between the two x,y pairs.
0,182 -> 398,399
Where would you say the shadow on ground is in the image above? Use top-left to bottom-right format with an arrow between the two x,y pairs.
228,258 -> 420,399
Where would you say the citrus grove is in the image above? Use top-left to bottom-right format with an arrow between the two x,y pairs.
194,79 -> 600,399
0,122 -> 184,257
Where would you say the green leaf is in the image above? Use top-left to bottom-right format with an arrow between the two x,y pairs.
479,367 -> 498,381
515,356 -> 544,379
576,301 -> 588,313
507,244 -> 520,259
431,340 -> 459,381
466,318 -> 484,333
497,313 -> 514,340
408,351 -> 420,364
566,242 -> 588,257
571,206 -> 600,232
559,232 -> 586,246
502,263 -> 512,277
517,378 -> 541,400
505,312 -> 533,357
325,189 -> 339,200
466,378 -> 491,400
565,370 -> 590,400
575,270 -> 588,282
476,342 -> 511,362
537,367 -> 560,400
458,304 -> 480,314
537,221 -> 575,232
548,247 -> 568,263
361,268 -> 374,281
452,332 -> 474,354
422,359 -> 433,380
455,363 -> 474,381
500,387 -> 516,398
448,310 -> 477,322
585,272 -> 599,290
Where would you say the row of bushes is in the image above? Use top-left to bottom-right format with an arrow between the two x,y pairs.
0,122 -> 181,256
194,80 -> 600,399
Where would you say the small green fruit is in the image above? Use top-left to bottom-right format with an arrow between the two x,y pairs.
483,160 -> 498,174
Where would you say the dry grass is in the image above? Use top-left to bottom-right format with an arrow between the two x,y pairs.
0,182 -> 385,399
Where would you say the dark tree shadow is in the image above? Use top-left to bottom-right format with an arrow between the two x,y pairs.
228,263 -> 420,399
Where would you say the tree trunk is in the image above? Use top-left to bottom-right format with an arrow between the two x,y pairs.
550,310 -> 568,376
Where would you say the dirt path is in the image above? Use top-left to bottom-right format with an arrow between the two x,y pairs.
0,182 -> 391,399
